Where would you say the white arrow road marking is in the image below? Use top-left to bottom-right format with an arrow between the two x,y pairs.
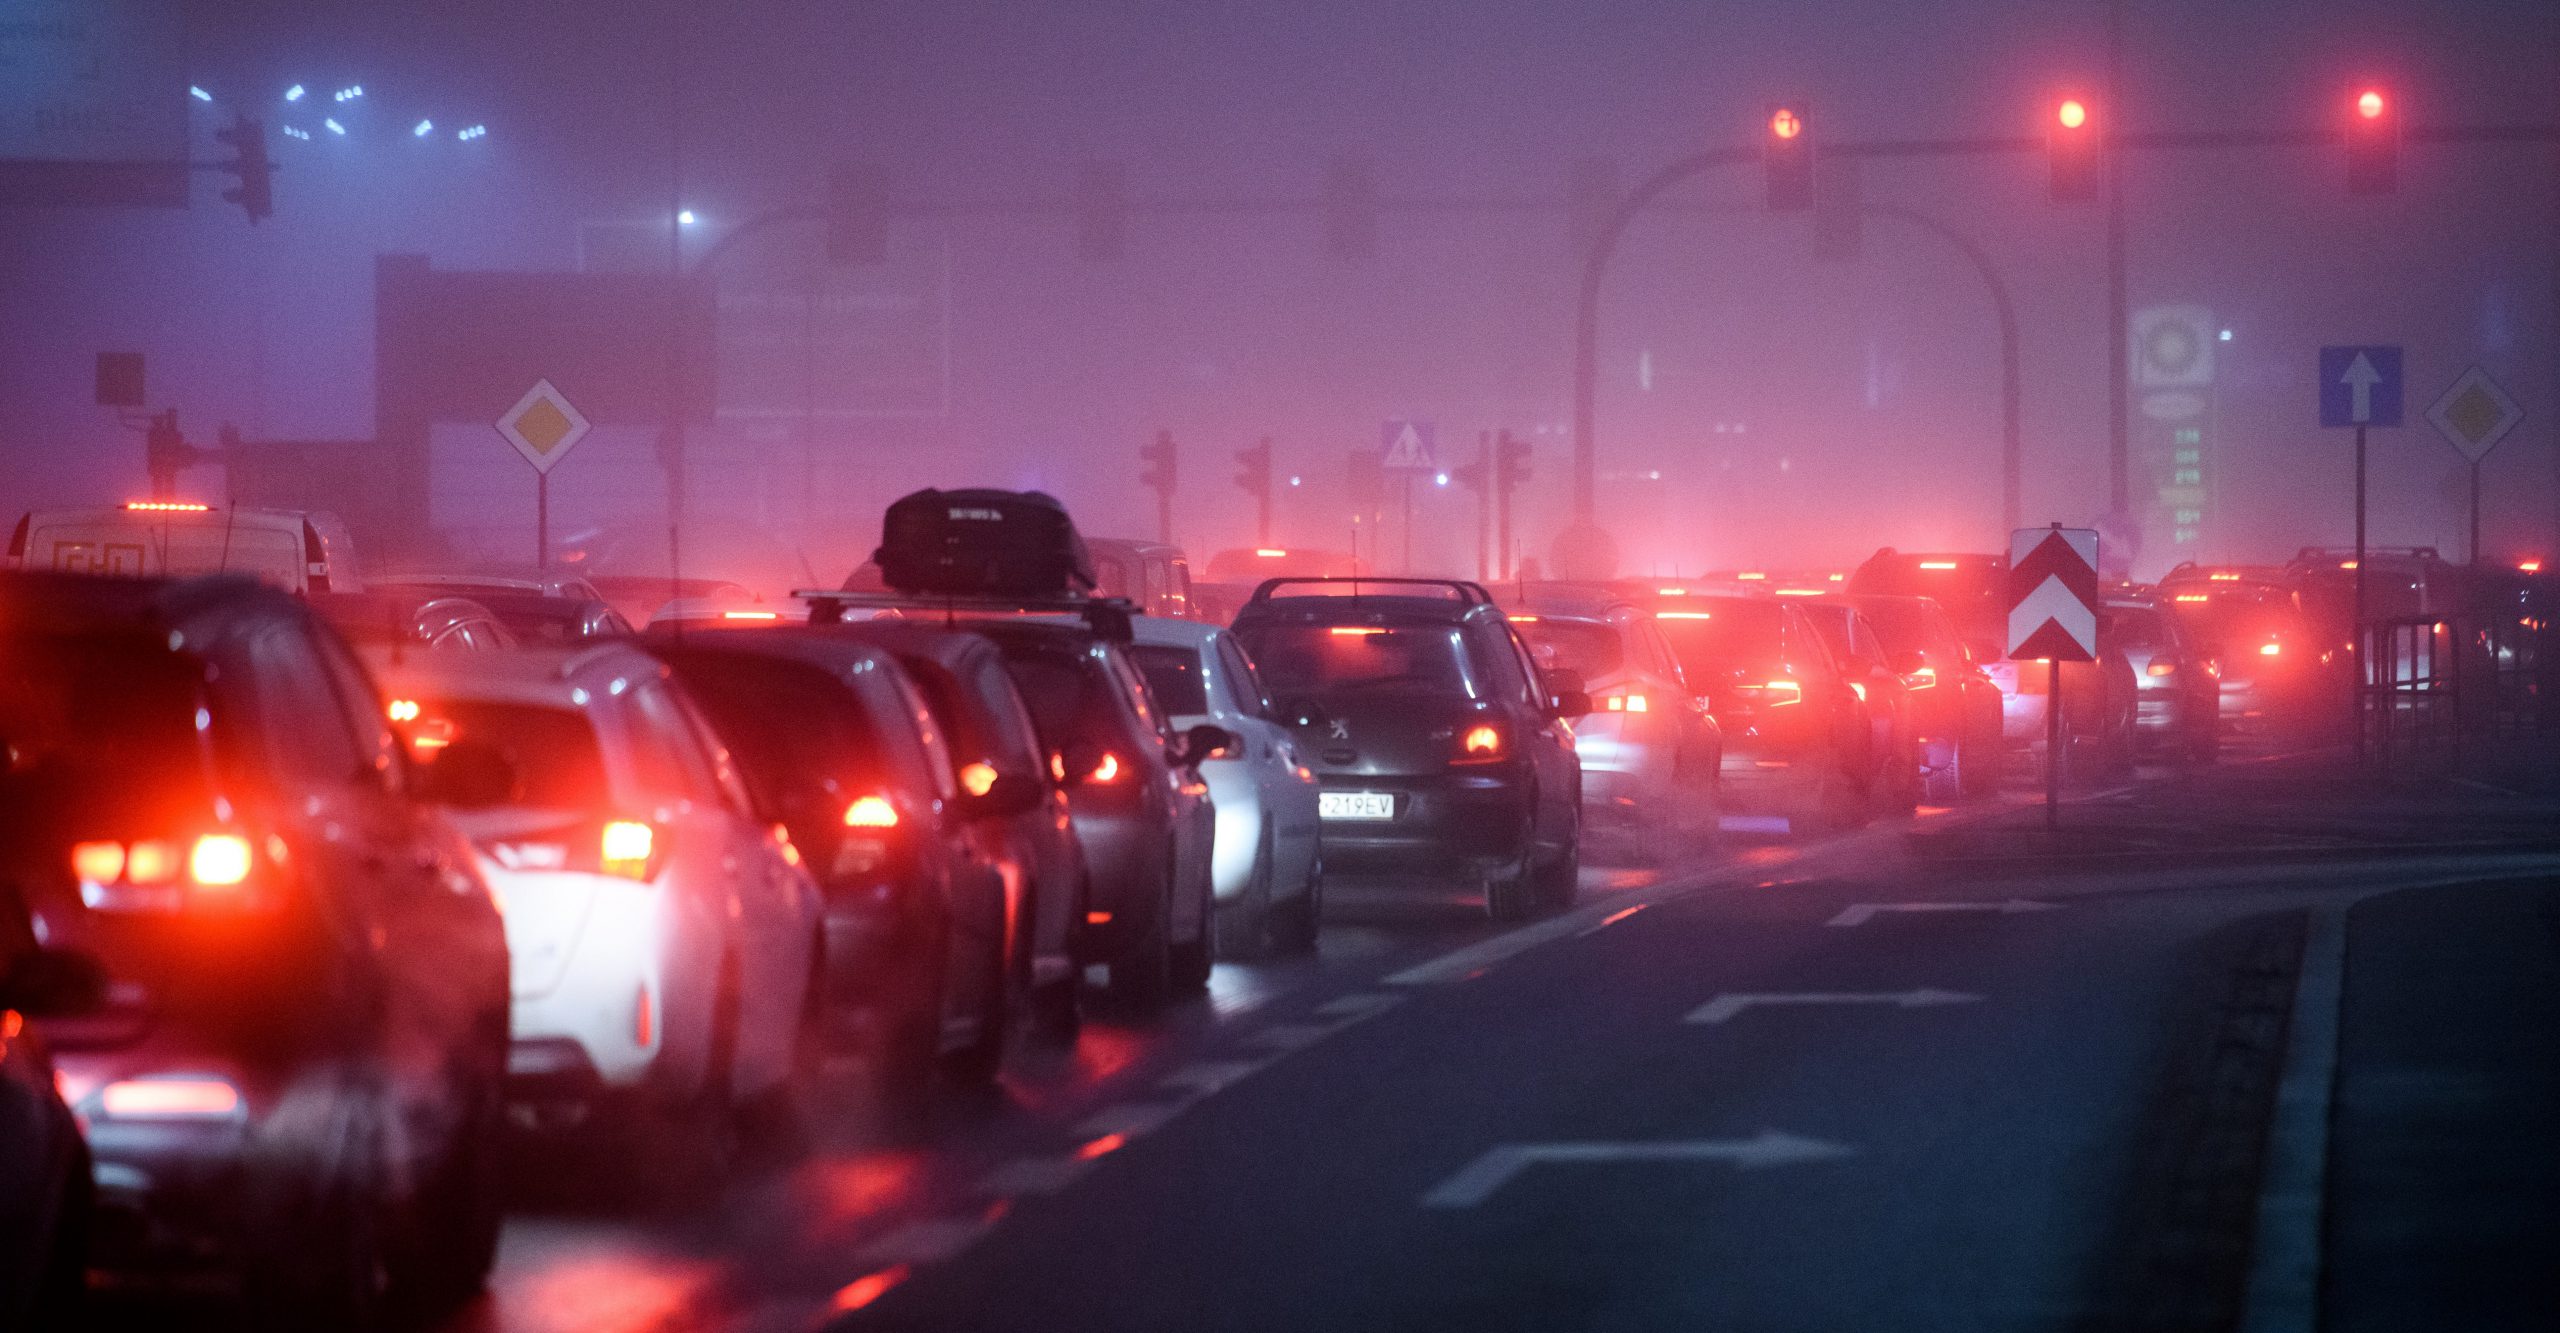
2342,351 -> 2382,424
1684,988 -> 1985,1025
1826,898 -> 2058,927
1420,1132 -> 1857,1208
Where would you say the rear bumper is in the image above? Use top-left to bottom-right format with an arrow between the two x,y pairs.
1313,768 -> 1535,873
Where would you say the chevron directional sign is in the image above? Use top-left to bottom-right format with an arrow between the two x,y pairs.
2007,527 -> 2100,662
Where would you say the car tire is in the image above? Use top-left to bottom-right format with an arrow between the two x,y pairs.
1214,823 -> 1277,961
1483,855 -> 1536,922
1268,855 -> 1323,954
1877,741 -> 1922,816
1921,736 -> 1964,803
1105,857 -> 1176,1010
390,1058 -> 505,1309
1534,820 -> 1581,911
1028,879 -> 1088,1044
746,960 -> 831,1157
1959,732 -> 2004,797
941,923 -> 1014,1089
1169,858 -> 1214,995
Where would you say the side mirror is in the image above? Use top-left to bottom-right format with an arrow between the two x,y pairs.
963,771 -> 1044,820
1886,649 -> 1926,676
0,947 -> 108,1019
1539,666 -> 1587,700
412,737 -> 518,809
1549,690 -> 1594,720
1173,724 -> 1238,768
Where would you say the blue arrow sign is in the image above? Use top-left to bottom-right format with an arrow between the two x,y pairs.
2319,345 -> 2402,428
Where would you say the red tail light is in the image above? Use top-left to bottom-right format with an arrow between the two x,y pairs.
1599,691 -> 1650,713
599,820 -> 659,879
72,833 -> 267,910
99,1076 -> 244,1120
1903,666 -> 1938,689
1738,678 -> 1803,706
1455,723 -> 1507,763
1087,753 -> 1124,783
843,795 -> 901,829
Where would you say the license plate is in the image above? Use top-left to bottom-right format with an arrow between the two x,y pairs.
1319,791 -> 1395,820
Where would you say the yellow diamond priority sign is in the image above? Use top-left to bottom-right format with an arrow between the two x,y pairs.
497,379 -> 593,475
2424,366 -> 2523,464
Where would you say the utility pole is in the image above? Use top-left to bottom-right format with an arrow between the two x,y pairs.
1453,430 -> 1493,581
2105,0 -> 2131,520
1139,429 -> 1178,545
1495,430 -> 1531,583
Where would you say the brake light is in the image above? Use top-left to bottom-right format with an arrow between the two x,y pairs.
122,500 -> 211,513
959,761 -> 999,797
2260,642 -> 2282,657
1750,679 -> 1804,705
189,833 -> 253,887
1904,666 -> 1938,689
1773,588 -> 1823,597
844,795 -> 901,829
1735,571 -> 1767,581
2339,560 -> 2358,570
721,609 -> 781,621
385,697 -> 421,722
1601,692 -> 1649,713
1657,610 -> 1713,620
99,1076 -> 243,1120
2147,661 -> 2178,677
1918,560 -> 1959,570
1330,626 -> 1385,637
1458,724 -> 1505,762
599,821 -> 657,879
1507,614 -> 1541,623
2173,593 -> 2209,603
2521,559 -> 2544,574
1658,587 -> 1688,596
71,841 -> 125,884
2210,572 -> 2241,581
1256,548 -> 1288,558
124,839 -> 179,884
1088,752 -> 1123,783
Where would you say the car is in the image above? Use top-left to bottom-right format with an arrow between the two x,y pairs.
1652,596 -> 1873,835
2158,568 -> 2330,735
1229,578 -> 1583,921
0,571 -> 510,1324
585,574 -> 762,629
0,888 -> 100,1328
372,575 -> 633,645
7,502 -> 360,594
371,643 -> 822,1191
1502,587 -> 1722,857
1087,538 -> 1198,619
314,589 -> 521,651
373,569 -> 610,604
2102,596 -> 2220,762
1795,599 -> 1924,815
1125,616 -> 1325,955
969,617 -> 1223,1005
819,622 -> 1094,1039
652,631 -> 1033,1099
1844,593 -> 2007,800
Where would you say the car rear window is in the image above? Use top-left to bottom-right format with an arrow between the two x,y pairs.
1514,619 -> 1624,679
2166,589 -> 2298,648
1653,600 -> 1788,680
999,650 -> 1122,747
0,631 -> 218,833
666,657 -> 890,813
1129,645 -> 1211,715
1233,624 -> 1470,695
413,700 -> 608,810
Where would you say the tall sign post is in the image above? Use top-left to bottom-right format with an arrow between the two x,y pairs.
496,380 -> 594,571
1379,419 -> 1438,574
2007,525 -> 2100,830
2423,366 -> 2525,567
2320,345 -> 2404,759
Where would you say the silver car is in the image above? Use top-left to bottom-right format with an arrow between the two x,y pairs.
1505,589 -> 1722,854
1126,618 -> 1324,957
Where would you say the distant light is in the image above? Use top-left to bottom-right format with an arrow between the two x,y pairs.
1434,471 -> 1450,487
334,85 -> 364,103
284,84 -> 305,102
677,209 -> 698,226
190,86 -> 212,102
281,125 -> 310,140
2521,559 -> 2544,574
413,119 -> 433,137
1647,470 -> 1662,481
2056,98 -> 2087,130
1769,106 -> 1802,140
2356,89 -> 2385,120
324,118 -> 345,135
2218,328 -> 2233,341
457,124 -> 486,141
1287,475 -> 1302,487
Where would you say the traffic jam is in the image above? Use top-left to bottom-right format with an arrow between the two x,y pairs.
10,483 -> 2527,1330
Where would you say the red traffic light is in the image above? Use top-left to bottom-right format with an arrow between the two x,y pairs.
2356,89 -> 2386,120
2056,99 -> 2088,130
2345,87 -> 2398,195
1768,106 -> 1803,141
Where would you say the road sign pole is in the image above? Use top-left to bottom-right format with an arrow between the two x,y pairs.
2354,422 -> 2368,761
1400,475 -> 1414,573
1475,430 -> 1492,582
2469,459 -> 2482,568
2045,657 -> 2062,831
536,470 -> 549,572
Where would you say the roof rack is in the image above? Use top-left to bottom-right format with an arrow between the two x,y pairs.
1246,576 -> 1495,606
790,588 -> 1137,642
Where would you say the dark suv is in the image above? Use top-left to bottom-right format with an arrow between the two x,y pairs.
0,572 -> 511,1326
1230,579 -> 1585,921
1653,596 -> 1873,835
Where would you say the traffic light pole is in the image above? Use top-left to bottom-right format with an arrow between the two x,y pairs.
1474,430 -> 1493,581
1867,206 -> 2024,536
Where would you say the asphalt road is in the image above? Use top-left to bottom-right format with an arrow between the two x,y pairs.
208,743 -> 2560,1332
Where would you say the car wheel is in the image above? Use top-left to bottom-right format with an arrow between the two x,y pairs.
1534,820 -> 1581,911
247,1102 -> 391,1332
1959,731 -> 2004,797
1214,821 -> 1277,961
1105,856 -> 1176,1010
1028,878 -> 1088,1044
1921,736 -> 1964,803
1169,856 -> 1214,995
1878,741 -> 1921,816
1268,854 -> 1323,954
389,1060 -> 504,1309
1483,856 -> 1536,922
941,920 -> 1014,1089
746,960 -> 832,1157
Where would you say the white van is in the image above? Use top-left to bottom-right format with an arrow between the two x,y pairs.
6,502 -> 363,594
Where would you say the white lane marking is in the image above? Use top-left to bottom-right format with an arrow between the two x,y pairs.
1072,1101 -> 1185,1140
852,1215 -> 999,1266
1826,898 -> 2058,927
1158,1060 -> 1269,1095
1420,1132 -> 1857,1208
1685,988 -> 1984,1025
1313,991 -> 1407,1021
1576,903 -> 1650,937
1242,1022 -> 1334,1050
977,1156 -> 1098,1196
2239,904 -> 2346,1333
1382,910 -> 1606,986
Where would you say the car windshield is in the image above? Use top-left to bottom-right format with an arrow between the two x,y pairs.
0,632 -> 216,833
1653,600 -> 1787,679
1129,645 -> 1211,715
1233,624 -> 1471,695
412,699 -> 608,811
1514,619 -> 1624,679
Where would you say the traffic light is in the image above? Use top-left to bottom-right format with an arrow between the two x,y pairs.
2048,97 -> 2098,202
1323,156 -> 1377,260
1140,430 -> 1177,497
1762,105 -> 1813,212
828,163 -> 890,264
215,114 -> 272,223
1233,438 -> 1271,498
2345,87 -> 2398,195
1076,163 -> 1128,262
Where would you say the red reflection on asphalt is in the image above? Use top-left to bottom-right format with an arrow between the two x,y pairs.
830,1264 -> 913,1313
796,1152 -> 928,1229
1071,1023 -> 1148,1084
1075,1132 -> 1128,1160
1597,904 -> 1646,928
